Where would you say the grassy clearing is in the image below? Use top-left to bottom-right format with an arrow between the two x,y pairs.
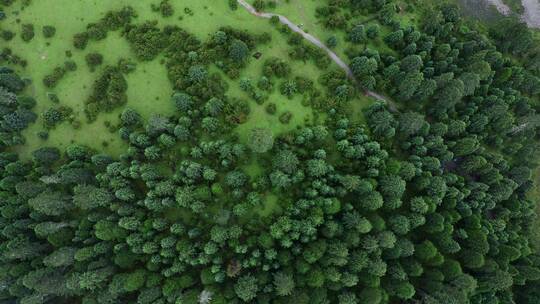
1,0 -> 317,157
4,0 -> 375,160
2,1 -> 185,157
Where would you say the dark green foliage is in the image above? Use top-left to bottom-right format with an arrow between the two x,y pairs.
400,55 -> 423,72
359,191 -> 384,211
1,29 -> 15,41
280,79 -> 298,98
28,190 -> 73,216
263,57 -> 291,78
398,111 -> 425,137
20,23 -> 34,42
31,147 -> 60,165
73,32 -> 89,49
235,275 -> 258,302
273,150 -> 299,174
0,0 -> 15,6
273,272 -> 295,296
188,65 -> 207,83
490,16 -> 533,56
64,60 -> 77,72
85,66 -> 127,121
2,108 -> 35,132
351,56 -> 378,77
73,6 -> 135,50
265,102 -> 276,115
327,35 -> 338,48
124,21 -> 166,61
228,0 -> 238,10
348,24 -> 366,44
42,25 -> 56,38
42,106 -> 70,128
229,39 -> 250,63
73,184 -> 112,210
279,111 -> 292,124
0,70 -> 35,148
0,71 -> 24,92
253,0 -> 266,11
0,3 -> 539,304
85,52 -> 104,71
364,102 -> 396,139
152,0 -> 174,17
120,108 -> 142,127
366,24 -> 380,39
42,66 -> 67,88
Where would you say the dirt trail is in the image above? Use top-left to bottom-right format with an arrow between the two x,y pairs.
236,0 -> 396,109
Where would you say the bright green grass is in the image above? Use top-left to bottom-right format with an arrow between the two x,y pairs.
2,1 -> 187,157
4,0 -> 375,161
3,0 -> 340,158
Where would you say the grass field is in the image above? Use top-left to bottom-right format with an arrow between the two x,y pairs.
4,1 -> 258,157
2,0 -> 373,159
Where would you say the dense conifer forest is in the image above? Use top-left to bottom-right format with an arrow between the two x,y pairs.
0,0 -> 539,303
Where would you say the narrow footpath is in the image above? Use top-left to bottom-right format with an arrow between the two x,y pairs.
237,0 -> 394,107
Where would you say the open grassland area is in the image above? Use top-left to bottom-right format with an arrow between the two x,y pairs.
2,0 -> 370,158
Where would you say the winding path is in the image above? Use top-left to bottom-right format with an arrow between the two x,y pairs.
237,0 -> 392,106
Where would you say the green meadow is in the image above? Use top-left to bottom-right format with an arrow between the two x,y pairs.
2,0 -> 372,159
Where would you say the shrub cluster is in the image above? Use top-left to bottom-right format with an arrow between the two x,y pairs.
72,6 -> 135,50
85,52 -> 104,71
85,66 -> 127,121
151,0 -> 174,17
20,23 -> 34,42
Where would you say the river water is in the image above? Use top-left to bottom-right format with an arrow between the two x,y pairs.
486,0 -> 540,28
521,0 -> 540,28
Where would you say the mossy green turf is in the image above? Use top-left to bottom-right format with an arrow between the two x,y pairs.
2,0 -> 372,160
